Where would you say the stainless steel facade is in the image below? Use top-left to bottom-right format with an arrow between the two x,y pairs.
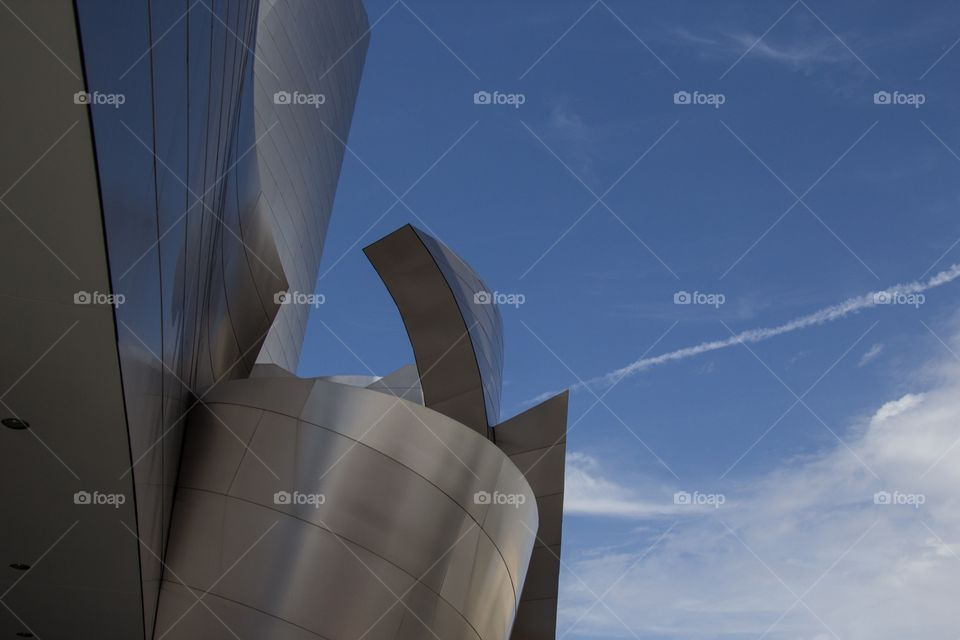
74,3 -> 290,631
253,0 -> 369,373
1,2 -> 566,639
157,375 -> 538,640
365,225 -> 504,435
365,225 -> 568,639
496,394 -> 569,640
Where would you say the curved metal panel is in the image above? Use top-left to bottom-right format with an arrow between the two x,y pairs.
2,2 -> 568,639
70,1 -> 298,633
416,231 -> 504,424
157,377 -> 538,640
253,0 -> 370,372
495,392 -> 569,640
364,225 -> 504,434
366,363 -> 424,404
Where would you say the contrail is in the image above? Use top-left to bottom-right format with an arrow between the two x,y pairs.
531,263 -> 960,402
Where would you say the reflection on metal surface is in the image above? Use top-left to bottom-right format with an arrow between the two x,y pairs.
364,225 -> 504,434
0,0 -> 368,637
74,1 -> 290,631
1,0 -> 568,637
152,222 -> 568,639
158,377 -> 538,640
253,0 -> 369,373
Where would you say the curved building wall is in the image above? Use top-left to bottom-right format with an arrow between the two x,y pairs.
417,231 -> 505,425
64,1 -> 370,636
74,1 -> 289,635
0,2 -> 566,638
364,225 -> 505,434
155,377 -> 537,640
253,0 -> 370,372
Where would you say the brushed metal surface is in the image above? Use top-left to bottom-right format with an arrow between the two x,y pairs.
0,1 -> 570,637
253,0 -> 370,372
495,392 -> 569,640
364,225 -> 503,434
366,364 -> 424,405
1,0 -> 368,636
157,377 -> 538,640
73,1 -> 290,632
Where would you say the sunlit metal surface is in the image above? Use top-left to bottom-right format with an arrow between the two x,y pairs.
156,377 -> 538,640
253,0 -> 369,372
74,1 -> 287,630
0,1 -> 567,636
0,0 -> 367,637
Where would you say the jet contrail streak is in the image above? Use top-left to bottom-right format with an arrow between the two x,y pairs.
534,264 -> 960,401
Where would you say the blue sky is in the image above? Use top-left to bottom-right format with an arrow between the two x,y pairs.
297,2 -> 960,637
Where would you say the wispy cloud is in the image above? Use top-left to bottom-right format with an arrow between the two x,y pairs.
858,343 -> 884,367
529,264 -> 960,403
672,24 -> 862,75
560,333 -> 960,638
565,452 -> 683,519
728,31 -> 851,69
545,102 -> 600,185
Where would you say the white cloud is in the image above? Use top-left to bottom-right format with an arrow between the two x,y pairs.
871,392 -> 924,423
558,332 -> 960,639
858,342 -> 884,366
564,452 -> 681,519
